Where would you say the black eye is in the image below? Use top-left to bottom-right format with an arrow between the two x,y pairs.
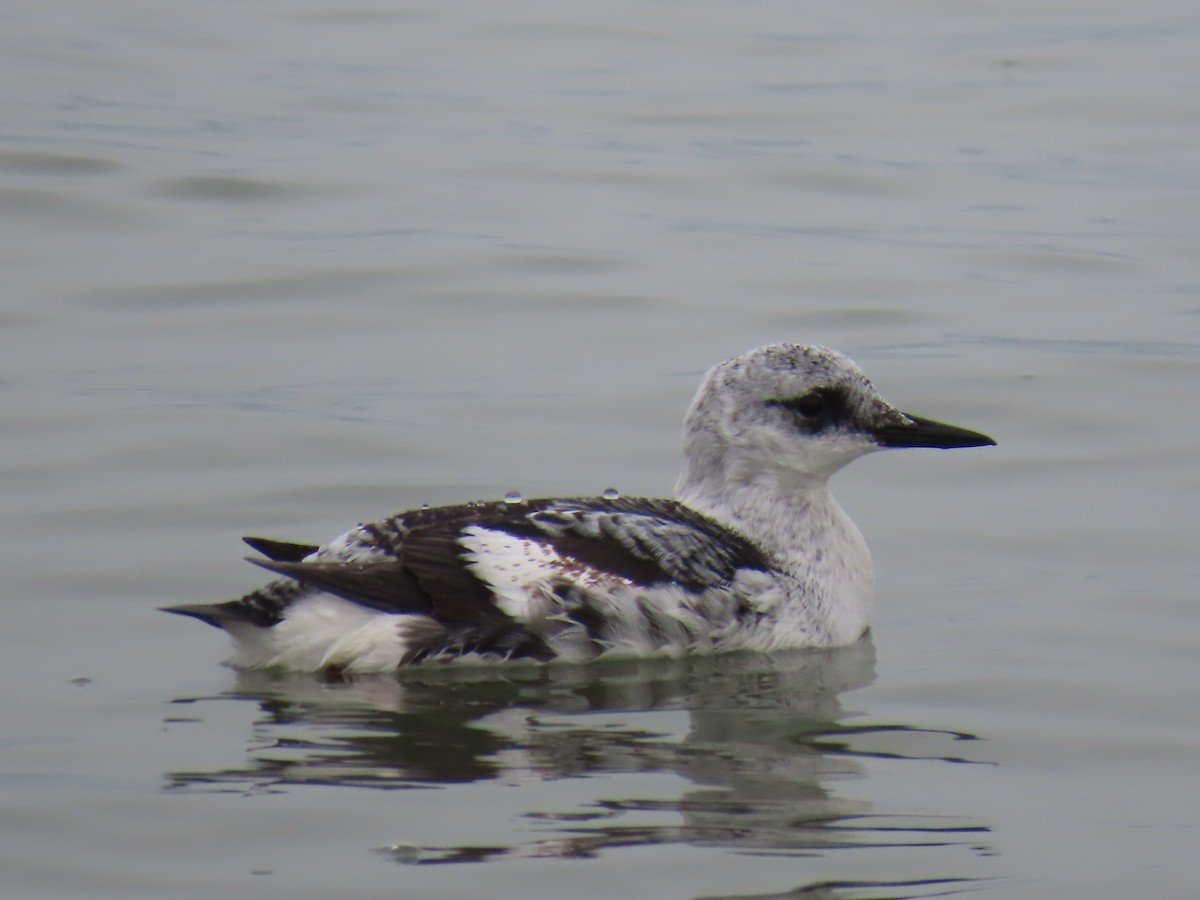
789,392 -> 827,419
766,389 -> 844,430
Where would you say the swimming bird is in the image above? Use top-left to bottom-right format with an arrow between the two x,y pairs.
163,343 -> 994,672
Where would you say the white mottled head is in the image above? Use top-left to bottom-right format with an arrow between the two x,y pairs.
675,344 -> 994,502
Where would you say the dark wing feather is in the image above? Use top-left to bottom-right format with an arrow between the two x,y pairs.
246,557 -> 433,615
391,528 -> 507,625
243,536 -> 321,562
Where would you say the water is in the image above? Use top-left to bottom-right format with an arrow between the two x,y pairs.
3,1 -> 1198,897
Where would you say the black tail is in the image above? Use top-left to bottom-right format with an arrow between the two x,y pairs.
159,601 -> 248,629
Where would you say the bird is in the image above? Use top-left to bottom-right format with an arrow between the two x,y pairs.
162,343 -> 995,673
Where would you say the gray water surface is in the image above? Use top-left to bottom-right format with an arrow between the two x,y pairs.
3,2 -> 1198,898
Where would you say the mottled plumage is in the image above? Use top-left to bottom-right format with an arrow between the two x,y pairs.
163,343 -> 994,671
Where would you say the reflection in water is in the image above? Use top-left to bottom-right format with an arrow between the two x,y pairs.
166,641 -> 997,898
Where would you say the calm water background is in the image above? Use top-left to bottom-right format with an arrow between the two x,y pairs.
3,1 -> 1198,897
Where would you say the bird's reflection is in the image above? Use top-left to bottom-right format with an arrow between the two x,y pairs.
166,639 -> 995,897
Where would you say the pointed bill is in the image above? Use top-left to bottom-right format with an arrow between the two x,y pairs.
873,413 -> 996,449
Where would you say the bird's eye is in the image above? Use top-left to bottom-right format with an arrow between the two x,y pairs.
766,389 -> 843,430
789,392 -> 827,419
766,389 -> 845,431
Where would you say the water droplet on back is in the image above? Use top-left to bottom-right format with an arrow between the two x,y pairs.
504,490 -> 523,504
602,487 -> 620,500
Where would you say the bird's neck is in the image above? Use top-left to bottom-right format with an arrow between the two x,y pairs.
676,465 -> 875,641
676,466 -> 841,559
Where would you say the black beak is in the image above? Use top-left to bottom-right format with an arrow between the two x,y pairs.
874,413 -> 996,449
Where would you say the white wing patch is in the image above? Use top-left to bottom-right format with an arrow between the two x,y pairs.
457,525 -> 802,660
458,525 -> 638,623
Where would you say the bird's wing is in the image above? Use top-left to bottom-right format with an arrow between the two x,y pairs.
240,497 -> 770,622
